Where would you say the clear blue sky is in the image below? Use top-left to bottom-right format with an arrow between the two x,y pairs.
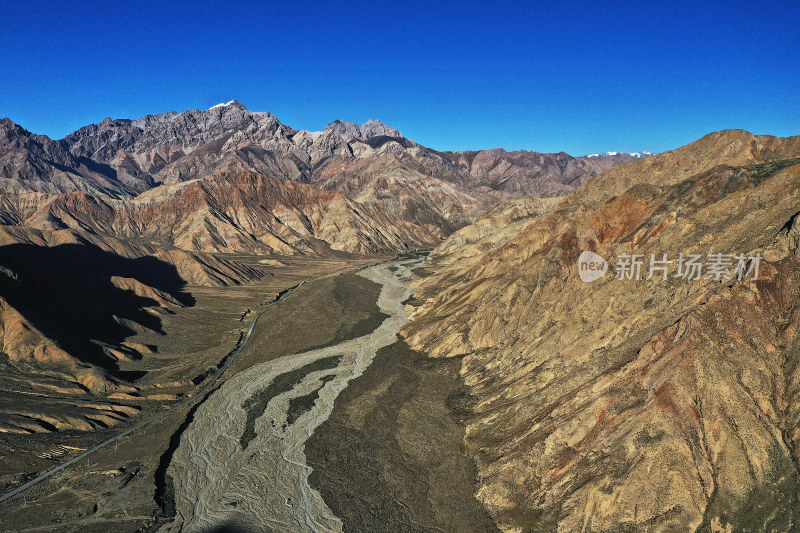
1,1 -> 798,155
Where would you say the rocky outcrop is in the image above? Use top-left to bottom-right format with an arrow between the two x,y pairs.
325,119 -> 403,141
401,130 -> 800,532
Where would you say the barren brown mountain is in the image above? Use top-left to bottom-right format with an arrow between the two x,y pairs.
19,161 -> 438,255
0,102 -> 643,263
0,102 -> 654,530
0,118 -> 137,197
402,130 -> 800,532
430,196 -> 561,267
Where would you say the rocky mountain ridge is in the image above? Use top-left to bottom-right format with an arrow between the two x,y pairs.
401,129 -> 800,532
26,163 -> 439,255
1,101 -> 646,258
4,101 -> 648,200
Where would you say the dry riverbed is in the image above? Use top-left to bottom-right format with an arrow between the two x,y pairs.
159,257 -> 437,532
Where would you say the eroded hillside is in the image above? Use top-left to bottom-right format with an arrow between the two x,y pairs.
402,130 -> 800,532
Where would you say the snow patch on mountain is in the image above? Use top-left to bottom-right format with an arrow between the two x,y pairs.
209,100 -> 238,110
585,150 -> 652,159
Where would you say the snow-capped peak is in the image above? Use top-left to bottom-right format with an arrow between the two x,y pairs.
208,100 -> 238,110
585,150 -> 652,159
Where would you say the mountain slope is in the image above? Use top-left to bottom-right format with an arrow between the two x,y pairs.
313,154 -> 490,236
0,118 -> 134,197
428,196 -> 560,266
401,130 -> 800,532
18,158 -> 437,255
0,223 -> 264,432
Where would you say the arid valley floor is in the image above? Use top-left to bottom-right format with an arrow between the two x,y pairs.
1,251 -> 491,532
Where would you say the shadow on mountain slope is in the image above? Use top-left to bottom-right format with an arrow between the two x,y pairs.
0,242 -> 195,377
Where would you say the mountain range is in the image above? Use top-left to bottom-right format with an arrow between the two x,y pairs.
0,101 -> 644,431
401,129 -> 800,532
1,101 -> 647,254
3,100 -> 800,532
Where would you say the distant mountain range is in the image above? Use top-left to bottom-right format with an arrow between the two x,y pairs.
585,150 -> 652,158
0,101 -> 649,255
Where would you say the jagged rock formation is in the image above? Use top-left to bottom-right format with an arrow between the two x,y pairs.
0,118 -> 135,196
401,130 -> 800,532
55,101 -> 636,201
325,118 -> 402,141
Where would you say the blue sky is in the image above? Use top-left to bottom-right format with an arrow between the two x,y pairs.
1,1 -> 798,155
